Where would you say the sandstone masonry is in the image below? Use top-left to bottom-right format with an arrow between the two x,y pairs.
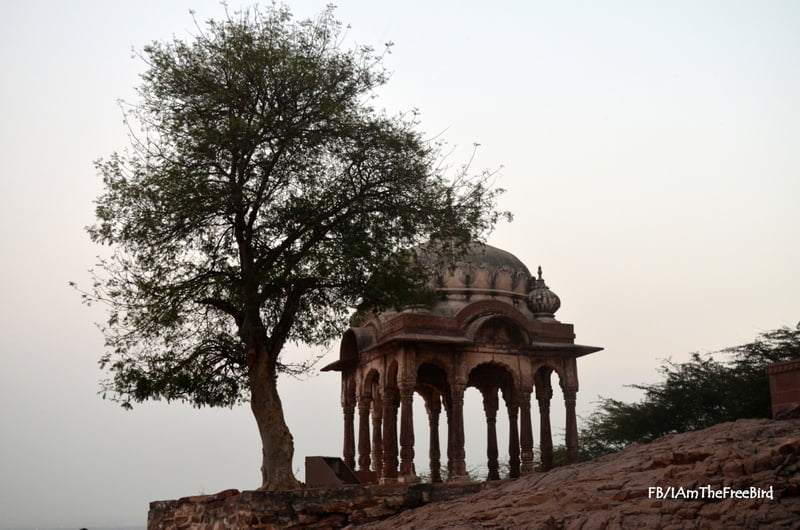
148,481 -> 484,529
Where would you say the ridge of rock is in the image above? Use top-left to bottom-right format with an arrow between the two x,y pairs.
357,419 -> 800,529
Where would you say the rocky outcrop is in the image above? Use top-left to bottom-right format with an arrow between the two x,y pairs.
148,419 -> 800,529
359,419 -> 800,529
148,481 -> 484,529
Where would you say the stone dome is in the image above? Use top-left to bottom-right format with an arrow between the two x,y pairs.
414,242 -> 535,317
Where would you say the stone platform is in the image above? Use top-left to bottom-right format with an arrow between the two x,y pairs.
148,480 -> 487,529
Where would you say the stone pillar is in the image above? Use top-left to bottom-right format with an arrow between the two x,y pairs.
507,399 -> 520,478
482,388 -> 500,481
427,394 -> 442,483
357,398 -> 371,472
381,388 -> 399,483
520,391 -> 534,475
538,387 -> 553,471
446,401 -> 453,477
564,387 -> 579,464
398,382 -> 417,481
343,401 -> 356,471
371,400 -> 383,478
447,383 -> 468,481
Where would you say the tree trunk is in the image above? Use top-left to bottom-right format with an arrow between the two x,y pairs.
249,350 -> 301,491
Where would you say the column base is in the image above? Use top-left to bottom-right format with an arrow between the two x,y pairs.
399,474 -> 420,484
355,470 -> 378,484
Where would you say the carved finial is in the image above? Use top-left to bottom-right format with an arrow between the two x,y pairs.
527,265 -> 560,319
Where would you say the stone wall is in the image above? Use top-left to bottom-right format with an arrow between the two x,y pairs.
148,481 -> 484,529
767,359 -> 800,418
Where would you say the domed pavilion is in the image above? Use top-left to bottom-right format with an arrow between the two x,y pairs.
322,243 -> 601,483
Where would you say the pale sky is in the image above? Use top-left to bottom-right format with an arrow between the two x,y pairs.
1,1 -> 798,528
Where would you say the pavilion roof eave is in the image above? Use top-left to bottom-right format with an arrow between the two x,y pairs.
529,342 -> 603,357
367,336 -> 603,358
365,333 -> 473,352
321,339 -> 603,372
320,334 -> 471,372
320,358 -> 357,372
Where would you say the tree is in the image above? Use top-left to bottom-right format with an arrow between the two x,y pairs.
82,5 -> 505,490
577,326 -> 800,459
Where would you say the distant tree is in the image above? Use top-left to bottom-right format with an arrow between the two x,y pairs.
577,327 -> 800,460
81,5 -> 505,490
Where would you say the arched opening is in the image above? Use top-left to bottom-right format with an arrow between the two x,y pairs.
467,362 -> 520,480
472,315 -> 529,347
463,386 -> 494,479
413,362 -> 449,482
533,365 -> 578,470
339,329 -> 359,363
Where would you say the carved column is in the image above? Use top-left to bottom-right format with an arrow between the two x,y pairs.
564,387 -> 579,464
371,398 -> 383,478
507,399 -> 520,478
357,398 -> 371,472
520,390 -> 534,475
343,401 -> 356,471
427,393 -> 442,483
482,388 -> 500,481
381,388 -> 399,482
446,401 -> 453,477
447,383 -> 468,481
537,386 -> 553,471
398,382 -> 417,480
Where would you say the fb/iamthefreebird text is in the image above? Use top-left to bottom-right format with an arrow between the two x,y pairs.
648,485 -> 774,500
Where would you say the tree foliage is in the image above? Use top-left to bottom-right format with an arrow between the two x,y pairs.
578,326 -> 800,460
82,4 -> 506,489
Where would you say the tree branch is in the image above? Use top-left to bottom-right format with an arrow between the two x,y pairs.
195,297 -> 244,327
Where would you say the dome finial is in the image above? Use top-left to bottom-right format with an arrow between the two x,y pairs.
527,265 -> 560,320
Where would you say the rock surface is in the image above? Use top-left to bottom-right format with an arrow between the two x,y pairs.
357,419 -> 800,529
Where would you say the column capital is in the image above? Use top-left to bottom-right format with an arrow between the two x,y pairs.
425,393 -> 442,415
506,399 -> 519,416
383,386 -> 398,402
481,388 -> 499,414
451,378 -> 467,391
398,381 -> 415,400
